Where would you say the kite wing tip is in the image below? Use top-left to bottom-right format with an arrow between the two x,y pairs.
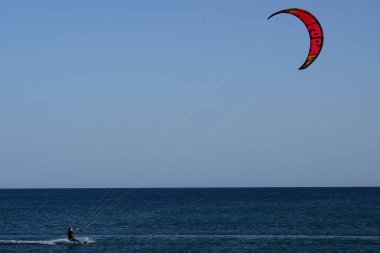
267,13 -> 277,20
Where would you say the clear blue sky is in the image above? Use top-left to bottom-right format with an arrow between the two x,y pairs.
1,0 -> 379,188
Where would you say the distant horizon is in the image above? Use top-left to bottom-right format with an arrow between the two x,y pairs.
1,186 -> 380,190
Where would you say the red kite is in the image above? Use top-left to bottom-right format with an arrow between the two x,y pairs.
268,8 -> 324,70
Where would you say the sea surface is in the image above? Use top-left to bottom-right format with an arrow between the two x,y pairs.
1,187 -> 380,252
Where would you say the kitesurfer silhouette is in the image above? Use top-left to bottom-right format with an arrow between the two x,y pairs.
67,226 -> 80,243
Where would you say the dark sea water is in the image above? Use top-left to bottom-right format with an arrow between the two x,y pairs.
1,188 -> 380,252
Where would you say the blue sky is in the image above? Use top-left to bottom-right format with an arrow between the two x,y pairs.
0,1 -> 379,188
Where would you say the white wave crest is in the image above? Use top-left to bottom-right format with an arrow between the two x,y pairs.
0,237 -> 94,245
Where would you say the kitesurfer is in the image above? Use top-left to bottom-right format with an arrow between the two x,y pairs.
68,226 -> 80,243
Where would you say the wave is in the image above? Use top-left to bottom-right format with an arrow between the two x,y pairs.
0,237 -> 94,245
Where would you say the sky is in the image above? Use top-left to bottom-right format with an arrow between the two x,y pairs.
0,0 -> 379,188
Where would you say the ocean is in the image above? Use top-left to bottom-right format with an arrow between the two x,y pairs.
1,188 -> 380,252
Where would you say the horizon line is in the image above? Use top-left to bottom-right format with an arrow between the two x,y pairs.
1,186 -> 380,190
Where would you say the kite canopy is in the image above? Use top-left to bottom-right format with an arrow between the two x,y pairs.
268,8 -> 324,70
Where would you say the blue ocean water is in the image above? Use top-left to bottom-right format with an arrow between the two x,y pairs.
1,188 -> 380,252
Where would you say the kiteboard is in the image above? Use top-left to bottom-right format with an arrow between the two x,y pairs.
71,239 -> 88,245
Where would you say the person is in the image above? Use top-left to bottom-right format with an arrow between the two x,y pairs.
67,226 -> 80,243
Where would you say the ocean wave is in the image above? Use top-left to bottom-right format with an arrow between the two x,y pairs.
0,237 -> 94,245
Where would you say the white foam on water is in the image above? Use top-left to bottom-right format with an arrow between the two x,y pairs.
77,237 -> 95,243
0,237 -> 94,245
0,239 -> 65,245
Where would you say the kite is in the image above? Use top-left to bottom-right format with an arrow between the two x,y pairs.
268,8 -> 324,70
